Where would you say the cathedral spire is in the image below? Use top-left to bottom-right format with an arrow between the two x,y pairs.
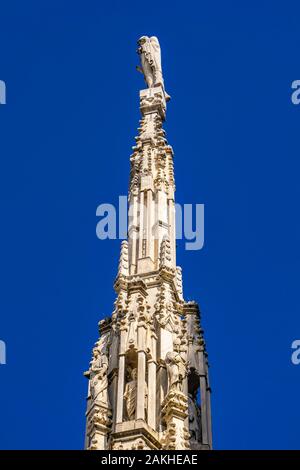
84,36 -> 212,451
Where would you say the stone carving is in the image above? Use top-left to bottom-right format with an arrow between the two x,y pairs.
139,89 -> 167,120
84,37 -> 212,451
126,310 -> 137,350
161,390 -> 190,450
124,368 -> 148,420
184,301 -> 204,374
188,393 -> 201,442
137,36 -> 164,89
131,439 -> 145,450
160,236 -> 172,269
124,368 -> 137,420
117,240 -> 129,278
87,405 -> 111,431
88,344 -> 109,405
165,351 -> 187,392
176,267 -> 183,299
84,332 -> 110,408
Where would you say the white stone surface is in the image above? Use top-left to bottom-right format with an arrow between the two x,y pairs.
84,37 -> 212,451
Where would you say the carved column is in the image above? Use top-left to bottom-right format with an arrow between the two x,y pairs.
128,193 -> 139,275
116,328 -> 127,424
136,321 -> 147,420
147,188 -> 154,262
86,401 -> 112,450
138,190 -> 145,262
198,346 -> 211,448
156,359 -> 167,432
206,362 -> 213,448
147,334 -> 157,429
161,390 -> 190,450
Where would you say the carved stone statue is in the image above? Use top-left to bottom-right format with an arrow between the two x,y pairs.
188,393 -> 201,442
165,351 -> 186,392
137,36 -> 169,99
86,338 -> 109,405
124,368 -> 148,420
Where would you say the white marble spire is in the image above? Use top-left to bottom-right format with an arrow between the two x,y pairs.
84,37 -> 212,451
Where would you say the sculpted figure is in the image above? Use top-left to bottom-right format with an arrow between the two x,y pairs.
188,393 -> 202,442
89,347 -> 109,404
165,351 -> 186,392
137,36 -> 169,99
124,368 -> 148,420
85,334 -> 110,406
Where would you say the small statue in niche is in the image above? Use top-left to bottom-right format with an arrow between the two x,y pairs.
124,368 -> 148,420
165,351 -> 187,392
188,393 -> 202,442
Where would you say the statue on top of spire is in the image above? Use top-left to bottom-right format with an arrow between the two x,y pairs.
137,36 -> 170,101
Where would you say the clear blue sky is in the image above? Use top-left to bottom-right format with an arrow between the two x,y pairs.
0,0 -> 300,450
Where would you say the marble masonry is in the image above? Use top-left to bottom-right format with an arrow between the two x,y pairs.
84,36 -> 212,451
